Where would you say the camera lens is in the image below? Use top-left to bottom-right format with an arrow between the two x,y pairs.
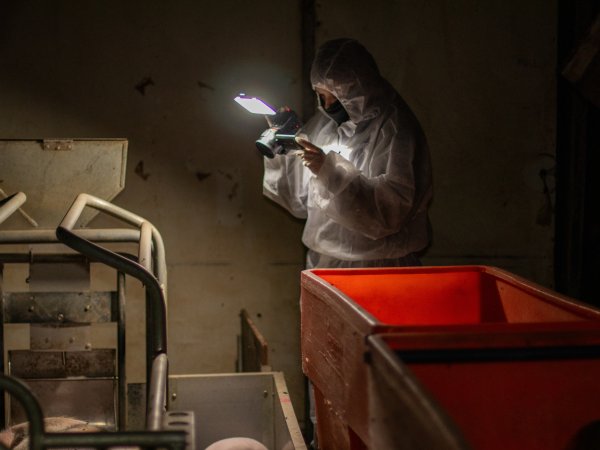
255,128 -> 278,158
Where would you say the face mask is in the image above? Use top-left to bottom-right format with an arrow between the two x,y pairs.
324,100 -> 350,125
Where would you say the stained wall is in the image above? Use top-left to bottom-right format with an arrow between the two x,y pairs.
0,0 -> 557,428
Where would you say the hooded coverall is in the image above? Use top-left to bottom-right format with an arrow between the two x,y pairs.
263,38 -> 432,269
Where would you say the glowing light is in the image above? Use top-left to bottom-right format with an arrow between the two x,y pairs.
234,95 -> 276,115
323,143 -> 352,159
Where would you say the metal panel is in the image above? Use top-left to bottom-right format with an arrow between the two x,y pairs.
168,372 -> 306,450
169,373 -> 273,448
28,261 -> 90,292
29,323 -> 91,351
9,349 -> 116,378
126,382 -> 146,431
3,291 -> 115,323
0,139 -> 127,229
9,378 -> 116,428
271,372 -> 306,450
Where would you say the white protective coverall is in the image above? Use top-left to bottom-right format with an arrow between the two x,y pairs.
263,38 -> 432,269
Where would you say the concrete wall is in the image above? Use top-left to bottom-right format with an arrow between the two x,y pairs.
315,0 -> 557,286
0,0 -> 306,424
0,0 -> 557,429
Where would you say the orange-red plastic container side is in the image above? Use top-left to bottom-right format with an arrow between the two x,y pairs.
301,265 -> 600,449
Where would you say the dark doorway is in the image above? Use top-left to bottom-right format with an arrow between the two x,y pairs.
556,1 -> 600,306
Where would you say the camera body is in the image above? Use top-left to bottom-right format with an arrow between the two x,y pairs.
255,109 -> 302,159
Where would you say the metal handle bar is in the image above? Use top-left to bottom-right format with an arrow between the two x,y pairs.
147,353 -> 169,430
59,193 -> 167,299
56,225 -> 167,357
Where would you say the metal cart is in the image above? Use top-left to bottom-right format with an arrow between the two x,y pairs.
0,139 -> 305,450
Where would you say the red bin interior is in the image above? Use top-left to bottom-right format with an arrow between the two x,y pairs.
381,333 -> 600,450
313,266 -> 597,326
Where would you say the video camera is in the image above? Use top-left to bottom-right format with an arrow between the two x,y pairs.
235,94 -> 302,158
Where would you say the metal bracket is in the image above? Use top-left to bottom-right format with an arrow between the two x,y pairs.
163,411 -> 195,450
42,139 -> 74,151
3,291 -> 116,323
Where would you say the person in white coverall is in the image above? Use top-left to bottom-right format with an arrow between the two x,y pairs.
263,38 -> 433,270
263,38 -> 432,447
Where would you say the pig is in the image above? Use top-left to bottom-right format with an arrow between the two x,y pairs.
0,417 -> 102,450
204,438 -> 268,450
1,418 -> 273,450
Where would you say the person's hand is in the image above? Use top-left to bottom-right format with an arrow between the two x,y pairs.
295,137 -> 326,175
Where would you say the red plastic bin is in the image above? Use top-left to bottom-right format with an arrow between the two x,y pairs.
300,265 -> 600,449
365,334 -> 469,450
373,329 -> 600,450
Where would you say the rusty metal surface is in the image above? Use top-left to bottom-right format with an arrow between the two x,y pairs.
29,323 -> 91,350
3,291 -> 115,323
0,139 -> 127,229
9,349 -> 116,378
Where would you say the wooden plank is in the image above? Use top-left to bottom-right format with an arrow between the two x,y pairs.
239,309 -> 270,372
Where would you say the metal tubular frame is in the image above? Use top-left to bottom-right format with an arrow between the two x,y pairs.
117,271 -> 127,430
0,253 -> 139,264
55,193 -> 170,430
0,375 -> 186,450
0,193 -> 27,226
55,226 -> 167,358
1,192 -> 172,437
59,193 -> 167,299
0,229 -> 141,244
146,353 -> 168,431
